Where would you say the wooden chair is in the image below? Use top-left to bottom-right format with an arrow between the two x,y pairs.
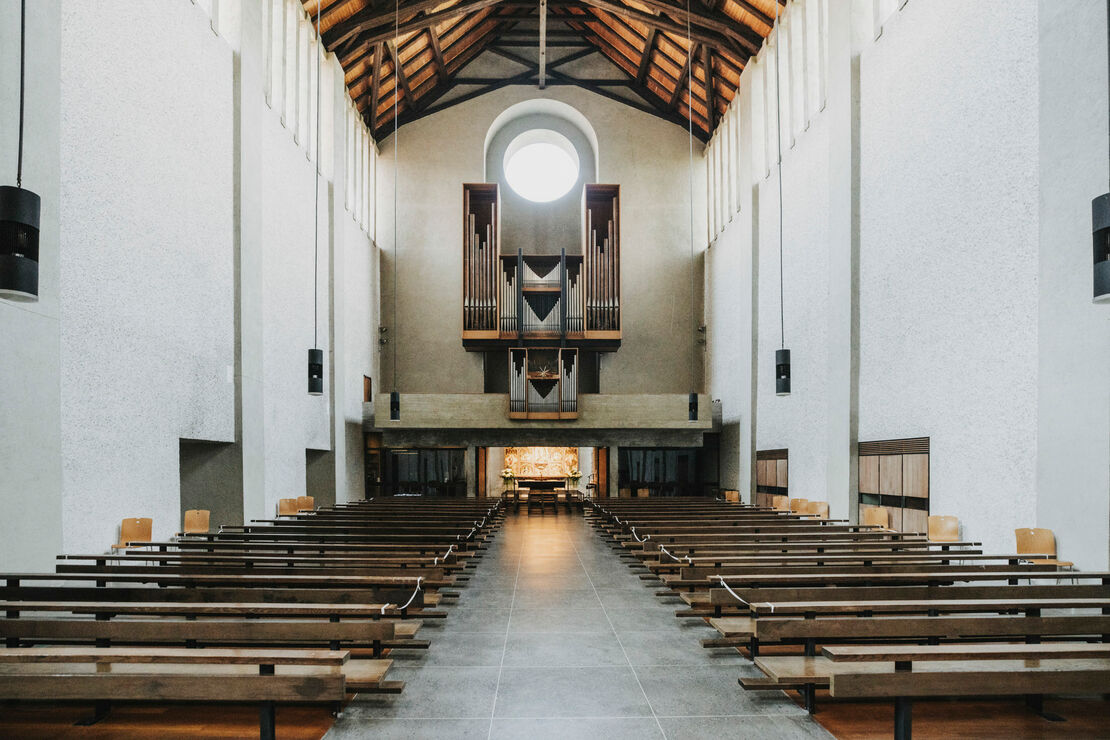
111,518 -> 152,550
277,499 -> 299,516
1015,527 -> 1073,568
807,501 -> 829,520
789,498 -> 809,513
297,496 -> 315,512
722,489 -> 740,503
183,509 -> 210,535
862,507 -> 889,530
771,495 -> 789,511
928,515 -> 959,542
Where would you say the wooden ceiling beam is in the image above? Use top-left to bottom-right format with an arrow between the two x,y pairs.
625,0 -> 762,55
668,44 -> 691,109
636,27 -> 657,84
701,43 -> 716,131
368,42 -> 384,128
387,40 -> 415,111
427,27 -> 448,83
574,0 -> 744,59
331,0 -> 508,52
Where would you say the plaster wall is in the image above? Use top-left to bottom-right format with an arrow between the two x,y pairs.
377,85 -> 706,398
0,0 -> 63,570
58,0 -> 236,552
857,0 -> 1040,555
1036,0 -> 1110,570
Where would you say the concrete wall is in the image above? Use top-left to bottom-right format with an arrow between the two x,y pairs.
377,85 -> 706,398
1036,0 -> 1110,569
0,0 -> 62,571
0,0 -> 379,564
705,0 -> 1110,567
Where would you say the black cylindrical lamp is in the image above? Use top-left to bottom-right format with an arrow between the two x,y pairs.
1094,193 -> 1110,303
308,348 -> 323,395
688,392 -> 698,422
0,186 -> 40,302
390,390 -> 400,421
776,348 -> 791,396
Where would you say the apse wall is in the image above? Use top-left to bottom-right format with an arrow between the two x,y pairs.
704,0 -> 1110,568
376,85 -> 707,398
0,0 -> 380,564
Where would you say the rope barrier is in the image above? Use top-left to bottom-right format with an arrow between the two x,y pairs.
381,576 -> 424,614
433,544 -> 454,566
630,527 -> 650,544
711,575 -> 748,605
658,545 -> 693,565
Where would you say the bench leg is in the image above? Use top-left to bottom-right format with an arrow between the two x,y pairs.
259,701 -> 276,740
802,684 -> 816,714
894,696 -> 912,740
74,700 -> 111,726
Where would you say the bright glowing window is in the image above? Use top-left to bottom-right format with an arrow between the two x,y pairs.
503,129 -> 580,203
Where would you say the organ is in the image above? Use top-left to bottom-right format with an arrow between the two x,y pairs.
461,183 -> 621,420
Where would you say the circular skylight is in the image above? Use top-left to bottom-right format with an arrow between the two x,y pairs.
503,129 -> 580,203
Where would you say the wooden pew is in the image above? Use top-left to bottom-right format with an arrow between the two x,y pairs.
0,646 -> 349,739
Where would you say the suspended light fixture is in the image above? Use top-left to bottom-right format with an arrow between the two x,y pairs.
1,0 -> 40,302
389,0 -> 401,421
1095,6 -> 1110,304
772,1 -> 791,396
307,2 -> 324,395
685,0 -> 699,423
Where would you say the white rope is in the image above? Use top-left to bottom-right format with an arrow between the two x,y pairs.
433,544 -> 454,566
659,545 -> 693,565
630,527 -> 650,544
712,575 -> 747,605
381,576 -> 424,614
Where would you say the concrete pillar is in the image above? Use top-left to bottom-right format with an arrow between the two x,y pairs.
236,0 -> 267,522
823,0 -> 867,522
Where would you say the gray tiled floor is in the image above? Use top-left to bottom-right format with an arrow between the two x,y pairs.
326,511 -> 832,739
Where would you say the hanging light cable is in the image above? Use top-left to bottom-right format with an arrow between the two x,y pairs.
773,1 -> 791,395
389,0 -> 401,420
1093,0 -> 1110,303
308,1 -> 324,394
1,0 -> 41,302
686,0 -> 699,423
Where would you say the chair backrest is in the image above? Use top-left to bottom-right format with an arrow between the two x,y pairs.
619,488 -> 632,499
928,515 -> 959,542
771,495 -> 789,511
861,506 -> 889,529
1015,527 -> 1057,558
722,489 -> 740,503
116,517 -> 152,547
789,498 -> 809,513
183,509 -> 210,535
809,501 -> 829,519
277,498 -> 299,516
297,496 -> 314,512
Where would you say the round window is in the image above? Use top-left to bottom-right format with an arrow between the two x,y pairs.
503,129 -> 580,203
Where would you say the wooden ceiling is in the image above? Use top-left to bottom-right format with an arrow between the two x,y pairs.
305,0 -> 785,142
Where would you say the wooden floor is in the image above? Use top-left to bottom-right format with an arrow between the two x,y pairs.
812,696 -> 1110,739
0,703 -> 335,739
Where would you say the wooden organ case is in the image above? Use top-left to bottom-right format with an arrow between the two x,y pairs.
462,183 -> 620,421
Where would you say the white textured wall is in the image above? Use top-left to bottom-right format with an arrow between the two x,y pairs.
1036,0 -> 1110,570
377,84 -> 706,397
755,117 -> 831,503
0,0 -> 62,570
58,1 -> 236,552
857,0 -> 1040,554
258,111 -> 332,515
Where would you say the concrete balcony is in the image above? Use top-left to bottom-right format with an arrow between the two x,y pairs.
365,393 -> 714,447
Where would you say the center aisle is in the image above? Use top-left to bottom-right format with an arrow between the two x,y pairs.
327,511 -> 831,739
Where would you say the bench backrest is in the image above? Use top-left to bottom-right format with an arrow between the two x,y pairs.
183,509 -> 210,534
297,496 -> 315,512
1016,527 -> 1058,558
755,614 -> 1110,641
789,499 -> 809,513
862,507 -> 889,529
277,499 -> 299,516
0,617 -> 394,644
929,515 -> 959,542
115,518 -> 152,548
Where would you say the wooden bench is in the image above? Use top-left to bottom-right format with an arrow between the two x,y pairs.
824,644 -> 1110,739
0,646 -> 349,739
